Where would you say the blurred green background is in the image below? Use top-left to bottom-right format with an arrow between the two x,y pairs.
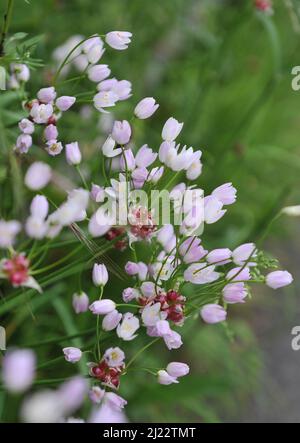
1,0 -> 300,422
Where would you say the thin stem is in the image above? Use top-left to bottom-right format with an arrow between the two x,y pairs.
0,0 -> 14,57
126,338 -> 159,369
76,165 -> 89,190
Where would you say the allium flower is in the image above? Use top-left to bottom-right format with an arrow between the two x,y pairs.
66,142 -> 82,165
166,362 -> 190,377
206,248 -> 232,265
24,162 -> 52,190
162,330 -> 183,350
134,97 -> 159,119
88,64 -> 111,82
204,196 -> 226,224
25,216 -> 48,239
30,195 -> 49,220
0,219 -> 21,248
93,90 -> 119,112
102,309 -> 122,331
15,134 -> 32,154
223,283 -> 247,304
212,183 -> 237,205
44,124 -> 58,141
111,80 -> 132,100
162,117 -> 183,142
122,287 -> 139,302
63,347 -> 82,363
124,261 -> 139,275
89,299 -> 116,315
89,386 -> 105,404
19,118 -> 35,134
120,149 -> 136,171
11,63 -> 30,82
226,266 -> 251,282
142,302 -> 165,327
103,347 -> 125,368
46,140 -> 63,156
102,136 -> 121,157
105,31 -> 132,50
135,144 -> 157,168
117,313 -> 140,341
72,292 -> 89,313
157,370 -> 178,385
132,167 -> 148,189
200,304 -> 227,324
92,263 -> 109,286
179,237 -> 207,264
105,392 -> 127,410
140,281 -> 156,297
2,349 -> 36,393
184,263 -> 220,284
56,96 -> 76,112
266,270 -> 293,289
186,159 -> 202,180
37,87 -> 57,104
30,103 -> 53,124
112,120 -> 131,145
232,243 -> 256,266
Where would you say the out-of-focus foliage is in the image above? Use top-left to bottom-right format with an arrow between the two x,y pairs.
0,0 -> 299,422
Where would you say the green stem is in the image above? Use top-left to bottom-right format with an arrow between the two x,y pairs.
126,338 -> 159,369
0,0 -> 14,57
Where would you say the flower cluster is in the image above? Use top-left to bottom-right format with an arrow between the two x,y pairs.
0,29 -> 294,423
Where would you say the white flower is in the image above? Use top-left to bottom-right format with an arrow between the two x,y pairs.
184,263 -> 220,284
117,313 -> 140,341
103,347 -> 125,368
0,219 -> 21,248
102,136 -> 122,157
30,103 -> 53,124
142,302 -> 166,327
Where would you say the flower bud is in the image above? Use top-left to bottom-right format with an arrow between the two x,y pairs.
62,347 -> 82,363
89,299 -> 116,315
72,292 -> 89,314
266,270 -> 293,289
92,263 -> 109,286
166,362 -> 190,378
56,96 -> 76,112
66,142 -> 82,165
134,97 -> 159,119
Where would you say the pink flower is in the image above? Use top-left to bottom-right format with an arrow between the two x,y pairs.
223,283 -> 247,304
157,370 -> 178,385
72,292 -> 89,314
200,304 -> 227,324
102,309 -> 122,331
162,117 -> 183,142
212,183 -> 237,205
166,362 -> 190,377
93,91 -> 119,112
140,281 -> 156,298
46,140 -> 63,156
30,195 -> 49,219
2,349 -> 36,393
122,287 -> 139,302
66,142 -> 82,165
89,299 -> 116,315
134,97 -> 159,119
105,31 -> 132,50
89,386 -> 105,404
132,167 -> 148,189
163,330 -> 183,350
88,64 -> 111,83
37,87 -> 56,104
16,134 -> 32,153
120,149 -> 136,171
184,263 -> 220,284
204,196 -> 226,224
124,261 -> 139,275
90,184 -> 105,203
179,237 -> 207,264
112,120 -> 131,145
135,144 -> 157,168
206,248 -> 232,265
62,347 -> 82,363
266,270 -> 293,289
232,243 -> 256,266
226,266 -> 251,282
56,96 -> 76,112
105,392 -> 127,410
103,347 -> 125,367
92,263 -> 108,286
24,162 -> 52,190
44,124 -> 58,141
19,118 -> 35,134
30,103 -> 53,124
0,219 -> 21,248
